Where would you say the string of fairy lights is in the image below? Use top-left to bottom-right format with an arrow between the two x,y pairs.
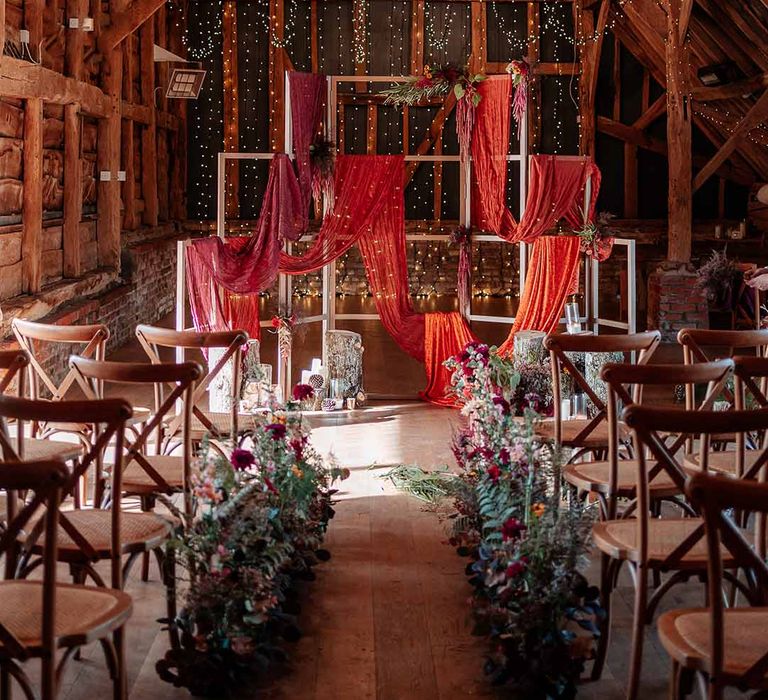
182,0 -> 635,297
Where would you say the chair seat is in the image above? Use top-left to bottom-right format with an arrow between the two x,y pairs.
534,418 -> 628,449
0,580 -> 132,649
592,517 -> 740,567
122,455 -> 184,493
189,411 -> 258,438
21,438 -> 82,462
564,459 -> 680,498
684,450 -> 764,477
658,607 -> 768,682
51,510 -> 173,559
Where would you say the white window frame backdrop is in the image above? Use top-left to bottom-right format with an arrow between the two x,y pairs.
176,73 -> 636,397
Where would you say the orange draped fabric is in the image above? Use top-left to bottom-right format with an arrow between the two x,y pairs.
497,236 -> 582,356
421,311 -> 479,406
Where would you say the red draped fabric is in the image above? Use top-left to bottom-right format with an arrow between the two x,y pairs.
471,75 -> 601,242
280,156 -> 402,274
497,236 -> 581,356
289,72 -> 327,226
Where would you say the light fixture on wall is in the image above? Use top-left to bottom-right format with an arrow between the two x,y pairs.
153,44 -> 207,99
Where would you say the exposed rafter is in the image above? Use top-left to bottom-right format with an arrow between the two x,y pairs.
100,0 -> 167,50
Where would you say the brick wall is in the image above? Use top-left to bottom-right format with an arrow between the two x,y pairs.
1,228 -> 179,387
646,265 -> 709,341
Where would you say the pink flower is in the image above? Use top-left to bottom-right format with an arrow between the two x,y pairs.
230,448 -> 256,471
292,383 -> 315,401
265,423 -> 287,440
501,517 -> 527,541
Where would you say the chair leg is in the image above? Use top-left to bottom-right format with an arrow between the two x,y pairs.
1,666 -> 10,700
140,497 -> 151,582
113,627 -> 127,700
163,545 -> 180,650
627,564 -> 649,700
41,652 -> 55,700
592,553 -> 614,681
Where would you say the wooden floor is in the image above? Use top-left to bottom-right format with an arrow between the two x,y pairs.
30,399 -> 750,699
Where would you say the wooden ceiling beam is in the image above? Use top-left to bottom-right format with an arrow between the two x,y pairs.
597,116 -> 755,187
0,57 -> 109,115
632,93 -> 666,130
691,74 -> 768,101
100,0 -> 167,51
693,89 -> 768,191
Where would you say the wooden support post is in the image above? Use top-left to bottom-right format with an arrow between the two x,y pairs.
168,0 -> 187,222
63,103 -> 82,278
22,97 -> 43,294
97,47 -> 123,270
269,0 -> 285,152
665,0 -> 693,263
121,34 -> 137,230
65,0 -> 87,79
470,0 -> 487,74
25,0 -> 43,64
140,21 -> 158,226
223,1 -> 239,219
578,0 -> 609,157
0,0 -> 5,53
366,103 -> 377,155
410,1 -> 425,75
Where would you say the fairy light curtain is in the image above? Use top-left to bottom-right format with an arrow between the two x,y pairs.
185,73 -> 603,405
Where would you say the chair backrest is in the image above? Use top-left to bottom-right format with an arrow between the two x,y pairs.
0,349 -> 28,397
0,395 -> 131,588
678,328 -> 768,408
543,331 -> 661,447
622,404 -> 768,572
135,325 -> 247,439
0,459 -> 69,696
599,359 -> 733,519
70,356 -> 202,515
12,318 -> 109,402
686,472 -> 768,694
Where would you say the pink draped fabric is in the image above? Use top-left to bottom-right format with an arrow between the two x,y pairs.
471,75 -> 601,243
289,72 -> 327,227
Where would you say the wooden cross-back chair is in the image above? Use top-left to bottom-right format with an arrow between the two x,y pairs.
541,331 -> 661,461
606,403 -> 766,700
0,459 -> 133,700
135,325 -> 248,447
659,472 -> 768,699
70,356 -> 202,519
589,359 -> 734,684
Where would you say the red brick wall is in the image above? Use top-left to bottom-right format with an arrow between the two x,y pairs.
646,266 -> 709,341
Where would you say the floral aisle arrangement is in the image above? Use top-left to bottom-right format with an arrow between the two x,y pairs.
381,62 -> 486,162
445,342 -> 600,699
156,403 -> 348,697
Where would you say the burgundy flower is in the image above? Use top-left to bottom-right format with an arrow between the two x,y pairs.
487,465 -> 502,484
501,517 -> 527,541
505,558 -> 528,579
230,448 -> 255,471
265,423 -> 287,440
290,438 -> 304,461
492,396 -> 511,416
292,383 -> 315,402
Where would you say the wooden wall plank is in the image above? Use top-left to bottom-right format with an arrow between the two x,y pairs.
410,1 -> 425,75
269,0 -> 285,152
22,97 -> 43,293
65,0 -> 87,80
63,102 -> 81,277
140,20 -> 158,226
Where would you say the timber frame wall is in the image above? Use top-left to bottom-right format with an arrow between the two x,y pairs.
0,0 -> 187,331
196,0 -> 764,270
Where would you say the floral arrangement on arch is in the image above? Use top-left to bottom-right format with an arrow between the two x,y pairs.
443,342 -> 601,697
271,310 -> 296,362
506,59 -> 530,139
156,401 -> 348,697
381,62 -> 487,163
573,210 -> 617,262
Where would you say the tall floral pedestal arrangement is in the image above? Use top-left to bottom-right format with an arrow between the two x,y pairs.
325,329 -> 364,400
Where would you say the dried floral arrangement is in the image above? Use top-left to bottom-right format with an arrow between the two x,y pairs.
573,210 -> 617,261
695,248 -> 742,311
